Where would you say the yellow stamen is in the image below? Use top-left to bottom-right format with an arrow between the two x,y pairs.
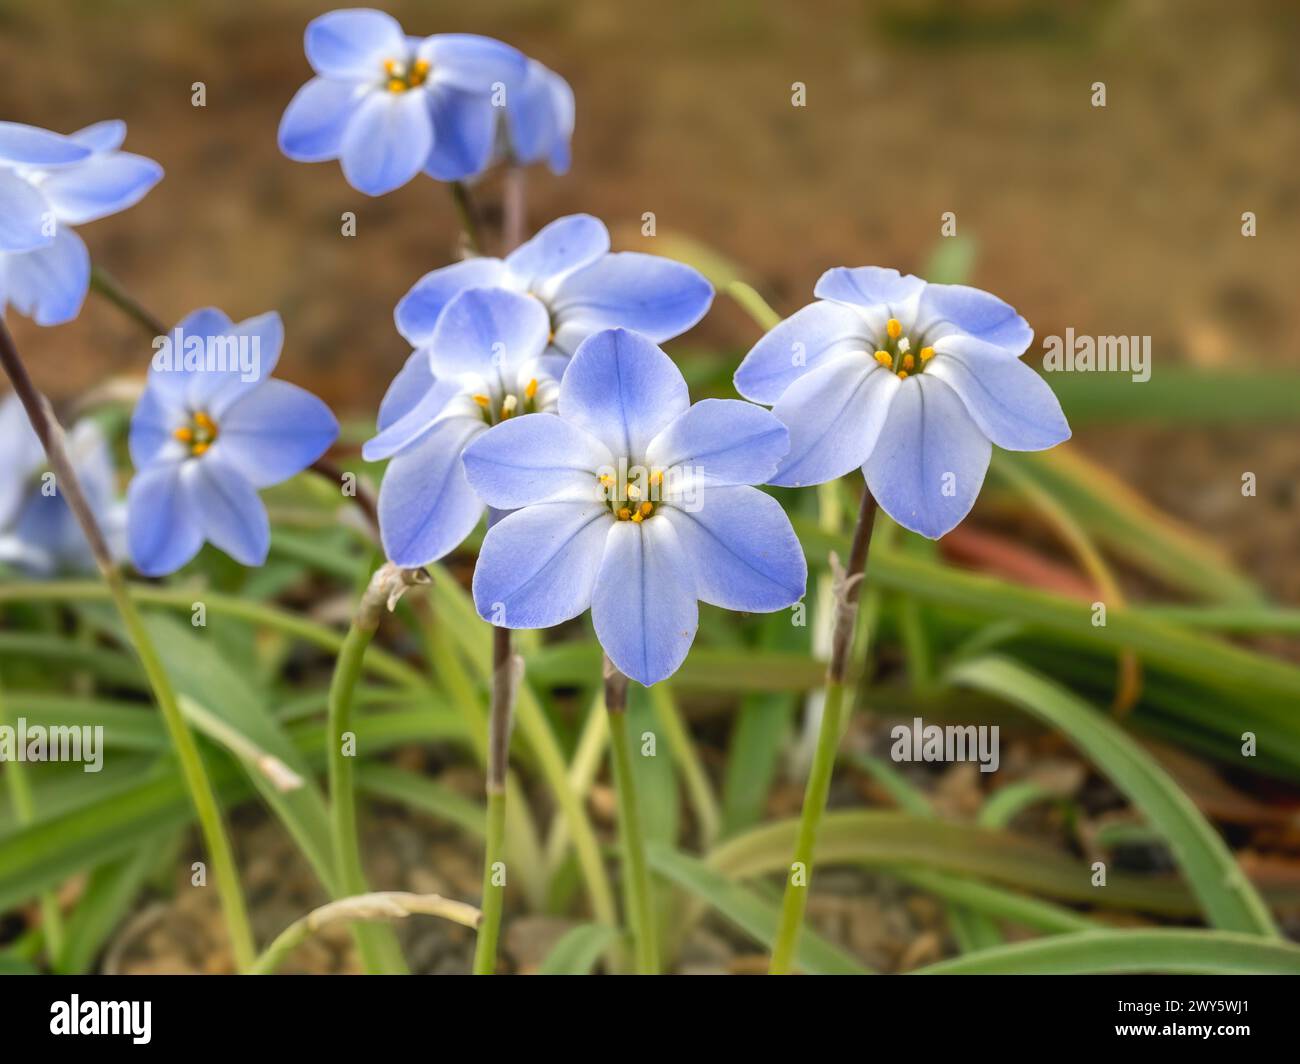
173,427 -> 193,443
411,59 -> 430,85
638,501 -> 653,517
472,394 -> 491,408
886,318 -> 902,340
920,346 -> 935,363
631,510 -> 644,523
649,469 -> 663,486
598,473 -> 615,486
525,378 -> 538,400
902,353 -> 915,371
501,395 -> 518,417
617,507 -> 631,521
192,442 -> 210,456
194,411 -> 215,431
387,78 -> 406,93
383,58 -> 398,75
874,350 -> 892,367
897,370 -> 908,380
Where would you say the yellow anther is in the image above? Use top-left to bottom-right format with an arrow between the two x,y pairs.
897,370 -> 909,380
501,395 -> 518,417
472,394 -> 491,408
192,442 -> 210,456
387,78 -> 406,93
649,469 -> 663,486
173,427 -> 193,443
411,59 -> 430,84
631,510 -> 644,523
525,378 -> 538,400
886,318 -> 902,340
617,507 -> 631,521
902,353 -> 915,371
383,58 -> 398,75
874,350 -> 892,367
638,501 -> 653,517
598,473 -> 615,486
920,346 -> 935,363
194,411 -> 214,430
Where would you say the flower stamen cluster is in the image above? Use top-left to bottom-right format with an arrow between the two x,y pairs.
871,317 -> 934,380
383,56 -> 431,93
172,410 -> 218,457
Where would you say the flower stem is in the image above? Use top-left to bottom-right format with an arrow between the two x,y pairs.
472,625 -> 516,974
0,317 -> 257,971
450,181 -> 483,255
327,566 -> 422,974
604,659 -> 659,974
769,487 -> 878,975
89,266 -> 167,336
501,165 -> 527,254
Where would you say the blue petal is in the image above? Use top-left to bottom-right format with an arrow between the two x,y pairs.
863,375 -> 992,540
69,120 -> 126,152
423,86 -> 497,182
421,34 -> 525,92
0,122 -> 91,166
128,385 -> 186,469
184,311 -> 285,417
560,329 -> 689,459
0,171 -> 53,253
663,485 -> 806,611
305,9 -> 406,80
394,257 -> 508,346
377,349 -> 437,429
813,266 -> 926,309
472,501 -> 612,628
550,253 -> 713,352
926,347 -> 1070,451
362,375 -> 462,461
428,287 -> 549,379
188,457 -> 270,567
770,354 -> 900,488
377,415 -> 485,566
505,60 -> 572,167
733,300 -> 870,405
646,399 -> 789,488
462,412 -> 612,508
127,463 -> 204,576
39,151 -> 162,225
214,379 -> 340,488
505,214 -> 607,291
340,89 -> 432,196
278,77 -> 364,161
3,227 -> 90,326
914,282 -> 1032,355
591,517 -> 697,686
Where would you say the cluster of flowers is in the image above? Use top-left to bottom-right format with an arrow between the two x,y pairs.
0,8 -> 1069,691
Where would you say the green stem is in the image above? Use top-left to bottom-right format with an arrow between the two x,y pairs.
0,318 -> 256,972
89,266 -> 167,336
450,181 -> 483,255
769,487 -> 878,974
327,570 -> 415,974
605,661 -> 658,975
472,625 -> 516,974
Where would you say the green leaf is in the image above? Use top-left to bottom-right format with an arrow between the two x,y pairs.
538,923 -> 621,975
951,657 -> 1278,937
354,764 -> 484,838
647,843 -> 871,974
911,930 -> 1300,975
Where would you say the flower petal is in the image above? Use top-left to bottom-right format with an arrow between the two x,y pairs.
462,412 -> 612,508
560,328 -> 689,459
504,61 -> 573,169
128,385 -> 187,469
592,517 -> 697,686
423,86 -> 497,181
377,415 -> 485,566
2,226 -> 90,326
184,311 -> 285,417
813,266 -> 926,310
769,353 -> 900,488
278,77 -> 364,161
504,214 -> 607,292
0,396 -> 45,527
472,501 -> 612,628
69,121 -> 126,153
186,456 -> 270,566
305,9 -> 405,80
913,282 -> 1032,355
925,347 -> 1070,451
362,374 -> 461,461
662,485 -> 806,612
39,151 -> 162,225
213,380 -> 339,488
0,122 -> 91,167
422,34 -> 525,92
340,89 -> 432,196
863,375 -> 992,539
127,462 -> 204,576
394,257 -> 508,346
0,170 -> 53,253
549,253 -> 713,353
427,287 -> 549,379
647,399 -> 788,488
733,300 -> 870,405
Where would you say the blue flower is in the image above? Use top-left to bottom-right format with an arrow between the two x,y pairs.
496,58 -> 574,174
0,119 -> 162,325
127,308 -> 339,576
278,8 -> 525,195
364,286 -> 562,568
0,395 -> 125,576
463,328 -> 806,686
734,267 -> 1071,539
393,213 -> 713,363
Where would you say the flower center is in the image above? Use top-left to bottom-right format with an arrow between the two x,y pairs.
173,410 -> 218,457
598,466 -> 665,522
472,378 -> 540,426
383,57 -> 431,93
871,317 -> 934,380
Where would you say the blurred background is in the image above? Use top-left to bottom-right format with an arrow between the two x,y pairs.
2,0 -> 1296,600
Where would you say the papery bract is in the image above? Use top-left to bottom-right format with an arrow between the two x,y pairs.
734,267 -> 1071,539
463,327 -> 806,687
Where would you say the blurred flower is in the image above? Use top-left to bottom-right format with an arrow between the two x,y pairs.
393,213 -> 713,363
278,8 -> 524,195
0,119 -> 162,325
364,287 -> 561,567
127,308 -> 338,576
495,58 -> 574,174
464,328 -> 805,686
734,267 -> 1071,539
0,394 -> 125,576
